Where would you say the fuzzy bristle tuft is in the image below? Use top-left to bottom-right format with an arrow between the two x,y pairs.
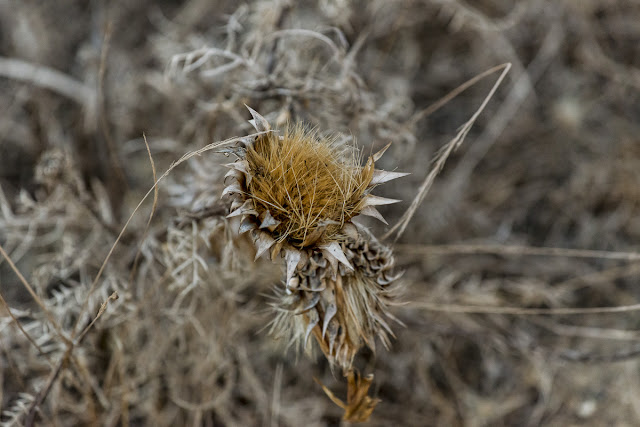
245,125 -> 371,247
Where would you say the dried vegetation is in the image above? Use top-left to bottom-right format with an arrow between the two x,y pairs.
2,0 -> 640,426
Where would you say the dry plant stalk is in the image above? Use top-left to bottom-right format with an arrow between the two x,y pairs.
222,107 -> 407,421
316,371 -> 381,423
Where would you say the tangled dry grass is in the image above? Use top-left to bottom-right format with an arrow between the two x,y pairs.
2,0 -> 640,425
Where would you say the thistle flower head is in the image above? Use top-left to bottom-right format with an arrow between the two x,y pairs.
244,124 -> 369,247
223,106 -> 407,372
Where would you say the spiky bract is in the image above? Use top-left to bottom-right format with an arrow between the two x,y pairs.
271,225 -> 401,370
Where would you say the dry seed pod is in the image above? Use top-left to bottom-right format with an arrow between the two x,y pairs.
223,106 -> 407,371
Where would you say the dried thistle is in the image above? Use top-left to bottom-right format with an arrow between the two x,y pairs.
222,106 -> 407,418
224,106 -> 407,367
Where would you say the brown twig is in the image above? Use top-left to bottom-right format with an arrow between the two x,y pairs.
98,19 -> 129,194
0,290 -> 49,360
24,292 -> 118,426
395,243 -> 640,262
411,300 -> 640,316
0,243 -> 70,346
128,134 -> 159,285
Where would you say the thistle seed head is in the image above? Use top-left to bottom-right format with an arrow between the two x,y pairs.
271,225 -> 403,371
244,124 -> 368,247
223,106 -> 407,372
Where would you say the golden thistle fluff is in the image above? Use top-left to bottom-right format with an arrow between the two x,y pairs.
223,106 -> 407,371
